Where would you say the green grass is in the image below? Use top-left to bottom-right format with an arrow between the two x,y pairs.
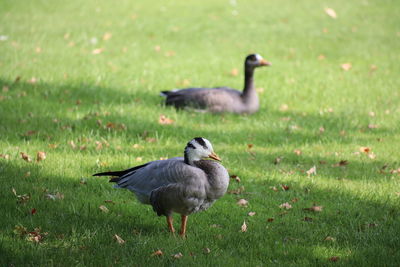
1,0 -> 399,265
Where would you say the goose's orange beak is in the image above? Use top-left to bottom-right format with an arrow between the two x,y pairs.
260,59 -> 271,66
208,152 -> 221,161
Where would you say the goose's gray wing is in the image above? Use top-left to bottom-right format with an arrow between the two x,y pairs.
115,158 -> 208,206
163,87 -> 243,112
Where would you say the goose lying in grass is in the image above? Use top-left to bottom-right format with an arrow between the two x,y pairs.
93,137 -> 229,237
161,54 -> 271,114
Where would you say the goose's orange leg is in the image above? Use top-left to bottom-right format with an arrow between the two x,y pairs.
166,216 -> 175,233
179,215 -> 188,237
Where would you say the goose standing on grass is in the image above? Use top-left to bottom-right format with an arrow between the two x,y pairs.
161,54 -> 271,114
93,137 -> 229,237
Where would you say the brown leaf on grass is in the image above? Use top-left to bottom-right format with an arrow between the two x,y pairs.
237,199 -> 249,207
154,45 -> 161,52
294,149 -> 302,155
324,236 -> 336,242
172,252 -> 183,259
360,147 -> 371,153
247,144 -> 253,149
69,140 -> 77,149
230,175 -> 241,183
304,205 -> 323,212
267,218 -> 274,222
92,48 -> 104,55
329,256 -> 340,262
368,152 -> 376,159
36,151 -> 46,162
99,205 -> 109,213
279,202 -> 292,209
274,156 -> 283,165
303,217 -> 313,222
248,211 -> 256,217
241,221 -> 247,232
203,247 -> 211,254
114,234 -> 125,244
281,184 -> 290,191
103,32 -> 112,41
20,152 -> 32,162
271,186 -> 279,192
306,166 -> 317,177
12,188 -> 31,204
31,208 -> 37,215
341,63 -> 352,71
332,160 -> 348,167
0,154 -> 10,160
23,130 -> 37,137
291,198 -> 299,203
151,249 -> 163,256
228,186 -> 245,195
368,124 -> 378,129
158,115 -> 174,125
230,68 -> 239,76
279,104 -> 289,111
324,8 -> 337,19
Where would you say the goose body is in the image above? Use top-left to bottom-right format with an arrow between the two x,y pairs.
161,54 -> 271,114
93,137 -> 229,237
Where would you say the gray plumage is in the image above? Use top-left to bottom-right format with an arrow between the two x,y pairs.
93,137 -> 229,236
161,54 -> 271,114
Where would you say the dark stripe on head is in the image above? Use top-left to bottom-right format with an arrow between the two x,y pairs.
194,137 -> 208,149
186,142 -> 196,150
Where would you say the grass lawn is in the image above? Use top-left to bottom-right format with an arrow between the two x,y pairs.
1,0 -> 399,265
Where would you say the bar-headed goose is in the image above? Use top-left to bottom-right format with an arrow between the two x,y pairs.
161,54 -> 271,114
93,137 -> 229,237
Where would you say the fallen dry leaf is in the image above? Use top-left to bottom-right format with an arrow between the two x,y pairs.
267,218 -> 274,222
341,63 -> 352,71
36,151 -> 46,162
279,202 -> 292,209
281,184 -> 289,191
151,249 -> 163,256
92,48 -> 104,55
304,205 -> 323,212
248,211 -> 256,217
20,152 -> 32,162
329,256 -> 340,262
360,147 -> 371,153
303,216 -> 313,222
31,208 -> 37,215
306,166 -> 317,177
368,124 -> 378,129
324,236 -> 336,242
114,234 -> 125,244
279,103 -> 289,111
228,186 -> 245,195
99,205 -> 109,213
230,68 -> 239,76
324,8 -> 337,19
332,160 -> 348,167
0,154 -> 10,160
158,115 -> 174,125
203,247 -> 211,254
368,152 -> 376,159
237,199 -> 249,207
274,156 -> 283,165
230,175 -> 241,183
103,32 -> 112,41
294,149 -> 302,155
172,252 -> 183,259
241,221 -> 247,232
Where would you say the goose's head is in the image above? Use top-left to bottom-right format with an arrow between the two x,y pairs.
245,54 -> 271,69
184,137 -> 221,165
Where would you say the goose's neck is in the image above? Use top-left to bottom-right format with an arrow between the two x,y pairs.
242,66 -> 256,99
184,150 -> 195,165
